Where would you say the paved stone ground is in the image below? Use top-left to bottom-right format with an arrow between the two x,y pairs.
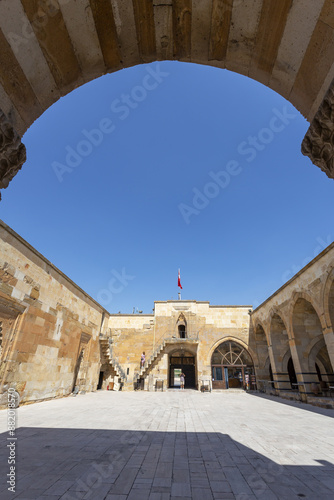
0,390 -> 334,500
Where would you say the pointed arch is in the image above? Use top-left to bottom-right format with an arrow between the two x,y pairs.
291,294 -> 325,373
288,291 -> 326,333
269,311 -> 290,373
254,321 -> 269,344
306,336 -> 333,386
176,313 -> 187,339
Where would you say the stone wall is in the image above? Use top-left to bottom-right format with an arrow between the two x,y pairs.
108,301 -> 253,390
109,314 -> 155,384
0,220 -> 109,406
252,242 -> 334,403
1,217 -> 333,404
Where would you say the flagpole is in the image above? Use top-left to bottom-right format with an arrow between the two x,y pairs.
178,268 -> 182,300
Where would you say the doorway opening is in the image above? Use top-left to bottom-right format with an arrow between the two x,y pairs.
169,350 -> 196,389
211,340 -> 254,390
287,357 -> 297,388
97,371 -> 104,390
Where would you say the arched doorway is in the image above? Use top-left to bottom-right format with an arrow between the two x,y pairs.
169,350 -> 196,389
211,340 -> 254,390
291,297 -> 327,392
310,340 -> 334,390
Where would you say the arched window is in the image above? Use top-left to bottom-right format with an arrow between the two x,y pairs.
176,314 -> 187,338
211,340 -> 254,390
211,341 -> 253,366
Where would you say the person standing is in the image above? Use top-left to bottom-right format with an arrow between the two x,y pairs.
180,372 -> 185,390
141,352 -> 145,368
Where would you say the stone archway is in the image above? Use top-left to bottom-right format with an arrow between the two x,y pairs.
169,349 -> 196,389
253,322 -> 269,384
291,296 -> 327,395
211,339 -> 254,390
72,332 -> 92,393
302,334 -> 334,396
308,338 -> 333,385
176,313 -> 187,339
1,0 -> 334,195
268,312 -> 295,393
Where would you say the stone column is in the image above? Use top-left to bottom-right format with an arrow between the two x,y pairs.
268,345 -> 291,395
301,79 -> 334,180
0,109 -> 26,199
288,339 -> 316,403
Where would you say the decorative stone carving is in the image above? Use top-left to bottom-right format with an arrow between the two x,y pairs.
302,80 -> 334,179
0,109 -> 26,199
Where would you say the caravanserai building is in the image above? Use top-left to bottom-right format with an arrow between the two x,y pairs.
0,220 -> 333,408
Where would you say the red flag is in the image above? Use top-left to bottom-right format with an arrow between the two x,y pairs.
178,269 -> 182,289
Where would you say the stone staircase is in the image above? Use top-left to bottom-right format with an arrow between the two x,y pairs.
133,335 -> 199,386
99,337 -> 127,384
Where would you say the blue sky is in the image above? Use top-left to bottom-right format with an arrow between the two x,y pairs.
0,61 -> 333,313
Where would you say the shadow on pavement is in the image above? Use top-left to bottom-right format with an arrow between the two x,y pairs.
248,391 -> 334,418
0,426 -> 334,500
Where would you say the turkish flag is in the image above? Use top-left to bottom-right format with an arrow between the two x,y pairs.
178,269 -> 182,289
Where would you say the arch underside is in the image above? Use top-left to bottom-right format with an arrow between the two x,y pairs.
0,0 -> 334,195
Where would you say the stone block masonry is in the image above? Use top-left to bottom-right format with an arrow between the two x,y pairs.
0,217 -> 334,406
0,219 -> 109,406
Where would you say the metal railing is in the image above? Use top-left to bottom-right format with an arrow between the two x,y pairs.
257,379 -> 276,393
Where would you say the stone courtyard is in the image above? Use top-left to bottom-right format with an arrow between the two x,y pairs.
0,390 -> 334,500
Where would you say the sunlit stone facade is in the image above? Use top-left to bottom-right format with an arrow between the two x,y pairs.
0,220 -> 333,408
108,301 -> 253,392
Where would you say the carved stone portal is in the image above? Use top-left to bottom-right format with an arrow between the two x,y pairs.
0,110 -> 26,199
302,80 -> 334,180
